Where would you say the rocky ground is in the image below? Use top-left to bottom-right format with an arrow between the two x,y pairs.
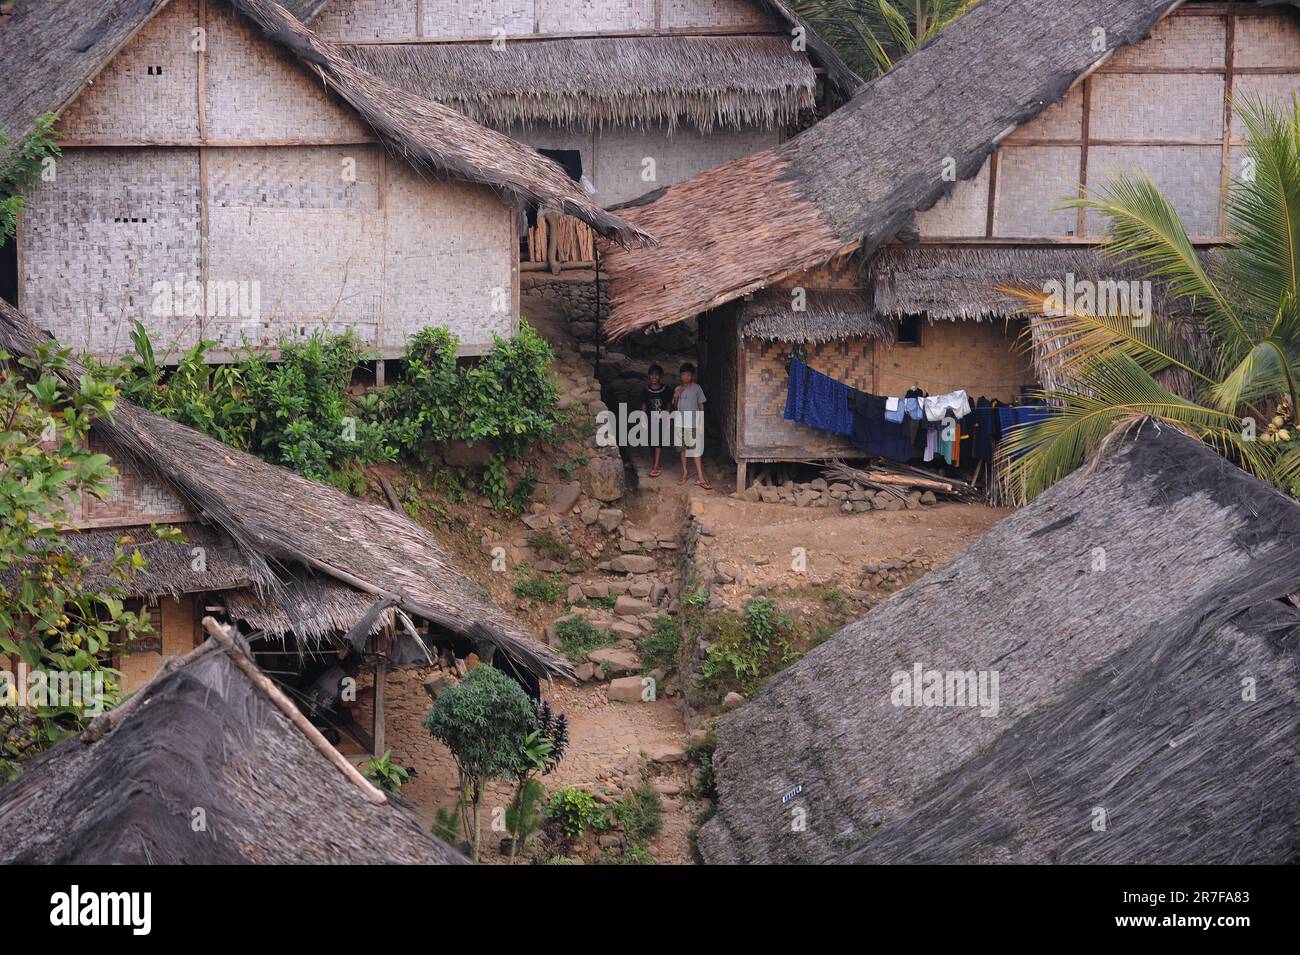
354,296 -> 1012,864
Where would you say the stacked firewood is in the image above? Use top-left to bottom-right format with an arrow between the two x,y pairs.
826,459 -> 979,501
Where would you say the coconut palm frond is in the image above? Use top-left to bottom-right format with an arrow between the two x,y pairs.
1210,337 -> 1297,411
1064,174 -> 1246,348
794,0 -> 978,79
998,354 -> 1268,502
998,284 -> 1213,389
1225,94 -> 1300,331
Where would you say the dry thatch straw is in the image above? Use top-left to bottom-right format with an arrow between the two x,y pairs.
600,0 -> 1177,338
0,0 -> 647,245
0,630 -> 467,864
342,35 -> 817,133
699,421 -> 1300,864
0,297 -> 572,682
741,287 -> 891,344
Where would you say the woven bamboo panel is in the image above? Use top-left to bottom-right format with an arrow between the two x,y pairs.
311,0 -> 419,40
1109,12 -> 1226,70
205,1 -> 368,141
661,0 -> 775,30
1236,12 -> 1300,68
741,336 -> 871,454
1085,145 -> 1221,235
590,122 -> 781,206
23,148 -> 202,356
1090,74 -> 1224,141
421,0 -> 534,37
1002,85 -> 1084,144
913,157 -> 990,238
79,437 -> 192,528
383,159 -> 515,354
540,0 -> 654,33
1231,74 -> 1300,138
57,0 -> 200,141
993,146 -> 1083,237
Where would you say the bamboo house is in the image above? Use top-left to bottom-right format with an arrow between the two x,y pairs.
302,0 -> 859,269
0,622 -> 467,864
698,422 -> 1300,865
0,0 -> 643,362
0,298 -> 571,754
599,0 -> 1300,488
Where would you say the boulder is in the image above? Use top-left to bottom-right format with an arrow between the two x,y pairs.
548,481 -> 582,515
597,507 -> 624,532
585,456 -> 625,502
440,439 -> 494,469
614,594 -> 652,616
608,676 -> 646,703
423,671 -> 458,700
643,741 -> 686,765
723,691 -> 745,710
579,503 -> 601,525
588,647 -> 642,676
611,554 -> 657,574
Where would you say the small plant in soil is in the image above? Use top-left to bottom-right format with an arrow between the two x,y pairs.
638,615 -> 683,675
503,700 -> 569,864
361,750 -> 411,794
614,775 -> 663,848
527,531 -> 571,562
553,616 -> 614,663
512,562 -> 564,603
543,786 -> 605,852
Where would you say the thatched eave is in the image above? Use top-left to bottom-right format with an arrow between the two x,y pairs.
741,287 -> 891,343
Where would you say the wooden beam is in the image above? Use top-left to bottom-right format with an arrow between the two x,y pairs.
984,151 -> 999,238
1219,6 -> 1237,237
1077,77 -> 1092,238
198,0 -> 209,341
54,137 -> 381,147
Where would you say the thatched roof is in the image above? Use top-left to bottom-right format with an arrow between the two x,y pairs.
0,298 -> 572,681
698,422 -> 1300,864
63,524 -> 254,598
0,0 -> 644,244
600,0 -> 1179,337
740,287 -> 890,343
342,35 -> 816,133
0,632 -> 467,864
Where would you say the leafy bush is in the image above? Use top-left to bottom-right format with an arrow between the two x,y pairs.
424,666 -> 539,861
1,113 -> 59,244
527,531 -> 571,562
361,749 -> 410,794
553,616 -> 614,663
545,786 -> 604,843
639,615 -> 683,675
512,563 -> 564,604
614,776 -> 663,847
697,598 -> 797,701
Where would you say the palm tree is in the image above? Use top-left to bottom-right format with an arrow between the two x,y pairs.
999,95 -> 1300,502
795,0 -> 980,79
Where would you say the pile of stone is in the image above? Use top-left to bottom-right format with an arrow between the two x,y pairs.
736,477 -> 939,511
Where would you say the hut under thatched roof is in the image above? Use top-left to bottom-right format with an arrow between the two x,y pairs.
0,625 -> 467,864
0,297 -> 571,688
0,0 -> 641,242
698,422 -> 1300,864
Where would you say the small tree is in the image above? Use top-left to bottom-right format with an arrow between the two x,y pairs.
423,665 -> 538,862
506,700 -> 568,863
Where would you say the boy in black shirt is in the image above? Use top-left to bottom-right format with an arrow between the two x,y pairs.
641,364 -> 669,477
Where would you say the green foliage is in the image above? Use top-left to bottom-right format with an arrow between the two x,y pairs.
505,777 -> 547,852
794,0 -> 978,79
0,344 -> 159,779
697,598 -> 797,702
553,616 -> 614,663
361,749 -> 410,794
1001,96 -> 1300,502
639,615 -> 683,675
1,113 -> 60,244
431,805 -> 463,845
512,563 -> 564,604
106,322 -> 255,449
545,786 -> 604,843
423,665 -> 539,861
687,731 -> 718,801
614,776 -> 663,848
527,531 -> 571,562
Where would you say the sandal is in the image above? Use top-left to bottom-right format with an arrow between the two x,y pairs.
650,467 -> 661,477
677,474 -> 690,485
696,480 -> 713,490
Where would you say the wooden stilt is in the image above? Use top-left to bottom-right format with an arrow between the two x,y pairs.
735,459 -> 747,492
372,625 -> 391,757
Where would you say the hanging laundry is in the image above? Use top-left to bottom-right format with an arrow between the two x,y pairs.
784,357 -> 854,437
884,397 -> 905,424
997,404 -> 1054,460
922,389 -> 971,421
850,390 -> 913,463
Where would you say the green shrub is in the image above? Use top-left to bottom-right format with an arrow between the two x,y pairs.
614,776 -> 663,847
512,563 -> 564,604
553,616 -> 614,663
361,750 -> 410,794
639,615 -> 682,674
545,786 -> 604,843
527,531 -> 571,562
697,598 -> 797,701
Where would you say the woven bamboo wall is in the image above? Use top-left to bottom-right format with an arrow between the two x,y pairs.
23,0 -> 515,359
76,437 -> 193,530
914,6 -> 1300,243
311,0 -> 775,40
740,336 -> 867,456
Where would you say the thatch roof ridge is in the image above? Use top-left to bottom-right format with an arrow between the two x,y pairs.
0,632 -> 467,864
698,422 -> 1300,863
0,0 -> 645,244
600,0 -> 1179,338
0,298 -> 571,681
341,35 -> 817,133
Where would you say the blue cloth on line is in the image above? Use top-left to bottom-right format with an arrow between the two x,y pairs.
784,358 -> 854,437
997,404 -> 1054,460
884,401 -> 905,424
